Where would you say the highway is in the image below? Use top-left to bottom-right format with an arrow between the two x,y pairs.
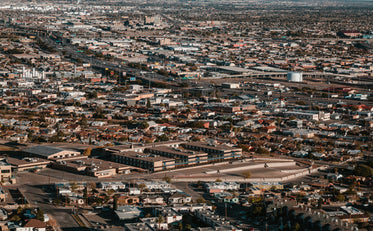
37,31 -> 179,88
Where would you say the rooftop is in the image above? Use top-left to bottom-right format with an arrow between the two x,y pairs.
23,145 -> 79,157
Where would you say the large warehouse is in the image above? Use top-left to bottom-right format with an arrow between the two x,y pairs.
23,145 -> 81,160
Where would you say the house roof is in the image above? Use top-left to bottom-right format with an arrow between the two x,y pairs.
24,219 -> 46,228
169,192 -> 191,199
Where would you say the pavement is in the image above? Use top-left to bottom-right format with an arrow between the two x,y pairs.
150,159 -> 308,181
9,158 -> 327,230
15,172 -> 80,230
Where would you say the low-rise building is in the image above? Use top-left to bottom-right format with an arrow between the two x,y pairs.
23,145 -> 81,160
115,206 -> 143,221
0,188 -> 6,202
142,181 -> 171,190
141,195 -> 165,205
181,142 -> 242,162
155,207 -> 183,224
97,181 -> 126,191
194,209 -> 242,231
7,157 -> 50,172
145,146 -> 209,167
52,157 -> 134,178
111,151 -> 175,172
0,159 -> 12,183
204,182 -> 240,193
284,111 -> 319,121
168,191 -> 192,204
124,222 -> 155,231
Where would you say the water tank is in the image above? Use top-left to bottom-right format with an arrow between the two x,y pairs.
287,72 -> 303,82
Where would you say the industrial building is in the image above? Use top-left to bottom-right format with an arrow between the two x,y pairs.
109,142 -> 242,172
51,156 -> 134,178
7,157 -> 50,172
221,83 -> 240,89
111,151 -> 176,172
23,145 -> 81,160
181,142 -> 242,162
145,146 -> 209,167
284,111 -> 319,121
287,72 -> 303,82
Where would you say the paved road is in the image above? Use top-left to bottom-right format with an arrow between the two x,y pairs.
37,31 -> 178,88
172,182 -> 204,200
16,172 -> 80,230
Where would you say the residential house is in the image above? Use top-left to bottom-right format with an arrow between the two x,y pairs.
168,191 -> 192,204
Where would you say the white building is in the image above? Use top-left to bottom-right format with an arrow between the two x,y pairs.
204,182 -> 240,193
155,207 -> 182,224
284,111 -> 319,121
142,181 -> 171,190
97,182 -> 126,191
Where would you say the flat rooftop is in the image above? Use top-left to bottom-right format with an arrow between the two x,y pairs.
7,157 -> 50,166
57,156 -> 134,170
215,66 -> 254,73
114,151 -> 175,162
183,142 -> 241,152
106,141 -> 183,153
146,146 -> 207,157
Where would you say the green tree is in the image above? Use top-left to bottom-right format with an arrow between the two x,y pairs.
256,147 -> 270,155
196,196 -> 206,203
317,198 -> 323,209
89,182 -> 96,191
336,194 -> 345,202
295,100 -> 306,105
78,116 -> 87,127
296,194 -> 304,204
137,183 -> 146,193
156,214 -> 165,230
293,222 -> 301,231
83,186 -> 88,202
354,164 -> 373,177
83,147 -> 92,156
252,205 -> 264,216
242,171 -> 252,179
36,209 -> 44,221
16,207 -> 23,215
156,134 -> 169,142
10,215 -> 21,222
70,181 -> 78,192
191,136 -> 201,142
87,91 -> 98,99
163,176 -> 171,183
113,196 -> 118,211
189,121 -> 206,128
139,122 -> 149,129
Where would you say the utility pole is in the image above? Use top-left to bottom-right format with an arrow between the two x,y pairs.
225,202 -> 227,220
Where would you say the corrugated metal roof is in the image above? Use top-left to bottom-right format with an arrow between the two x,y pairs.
23,145 -> 66,157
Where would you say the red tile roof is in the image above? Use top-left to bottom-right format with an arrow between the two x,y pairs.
24,219 -> 46,228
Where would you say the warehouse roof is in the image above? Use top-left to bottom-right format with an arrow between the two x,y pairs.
23,145 -> 79,158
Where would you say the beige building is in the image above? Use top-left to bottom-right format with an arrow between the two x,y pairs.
23,145 -> 81,160
145,146 -> 209,167
7,157 -> 50,172
51,156 -> 134,178
112,151 -> 175,172
0,159 -> 12,183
